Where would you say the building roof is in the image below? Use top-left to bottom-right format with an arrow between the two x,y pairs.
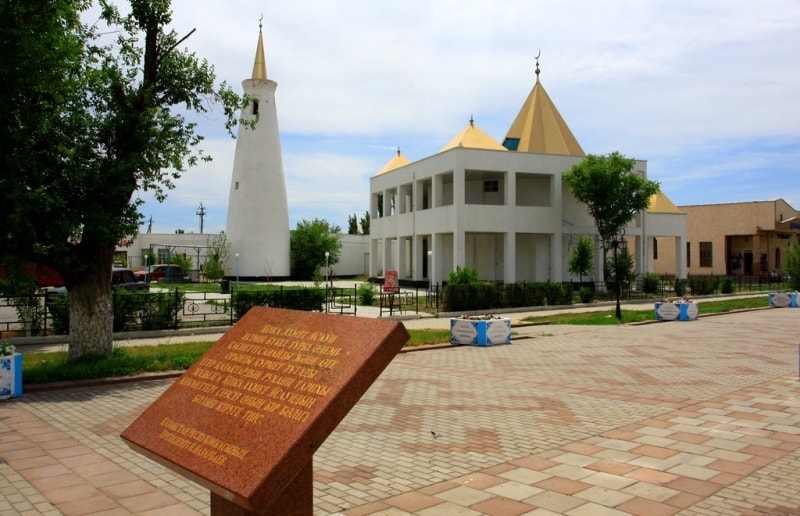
375,149 -> 411,176
647,191 -> 683,214
502,58 -> 585,156
439,117 -> 507,153
251,22 -> 267,80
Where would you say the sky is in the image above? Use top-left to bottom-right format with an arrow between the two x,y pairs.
130,0 -> 800,235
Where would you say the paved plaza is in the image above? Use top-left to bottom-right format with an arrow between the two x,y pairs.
1,306 -> 800,515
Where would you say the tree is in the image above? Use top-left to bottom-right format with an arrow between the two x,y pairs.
203,233 -> 230,282
0,1 -> 243,359
564,151 -> 660,320
290,219 -> 342,280
568,235 -> 595,285
785,236 -> 800,291
347,213 -> 358,235
360,211 -> 370,235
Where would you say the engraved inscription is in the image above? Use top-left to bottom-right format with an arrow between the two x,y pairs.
177,322 -> 345,425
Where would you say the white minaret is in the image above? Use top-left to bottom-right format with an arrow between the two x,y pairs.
225,22 -> 290,279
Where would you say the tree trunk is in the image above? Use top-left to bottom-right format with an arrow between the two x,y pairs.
68,268 -> 113,360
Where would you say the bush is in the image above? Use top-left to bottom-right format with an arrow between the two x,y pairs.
689,276 -> 718,296
720,276 -> 734,294
233,287 -> 325,318
639,272 -> 661,296
357,282 -> 377,305
674,278 -> 687,297
579,286 -> 595,303
448,266 -> 479,285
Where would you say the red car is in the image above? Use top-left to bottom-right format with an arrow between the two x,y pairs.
134,264 -> 184,282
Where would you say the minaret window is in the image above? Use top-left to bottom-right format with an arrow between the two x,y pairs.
252,100 -> 259,116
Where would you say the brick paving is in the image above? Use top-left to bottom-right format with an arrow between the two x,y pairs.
1,306 -> 799,515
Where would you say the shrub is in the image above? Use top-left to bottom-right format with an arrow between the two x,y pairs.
448,265 -> 479,285
357,282 -> 377,305
674,278 -> 687,297
689,276 -> 717,296
579,286 -> 595,303
639,272 -> 661,296
720,276 -> 734,294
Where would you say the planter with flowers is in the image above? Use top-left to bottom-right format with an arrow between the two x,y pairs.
654,298 -> 698,321
0,343 -> 22,399
450,315 -> 511,346
768,292 -> 798,308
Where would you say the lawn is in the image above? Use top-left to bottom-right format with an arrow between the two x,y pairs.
21,329 -> 452,385
21,296 -> 768,385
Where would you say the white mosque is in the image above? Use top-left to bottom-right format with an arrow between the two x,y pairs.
368,58 -> 687,285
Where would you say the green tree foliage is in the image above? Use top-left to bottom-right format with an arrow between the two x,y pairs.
448,266 -> 479,285
360,211 -> 370,235
564,152 -> 660,246
290,219 -> 342,280
0,1 -> 244,359
784,236 -> 800,291
347,214 -> 358,234
203,233 -> 230,282
568,235 -> 595,284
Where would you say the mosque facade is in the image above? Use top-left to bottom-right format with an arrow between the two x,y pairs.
369,60 -> 687,286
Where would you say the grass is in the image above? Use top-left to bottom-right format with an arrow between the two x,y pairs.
522,295 -> 768,325
21,329 -> 452,385
21,296 -> 768,385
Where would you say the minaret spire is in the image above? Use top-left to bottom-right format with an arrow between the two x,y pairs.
251,16 -> 267,80
534,49 -> 541,82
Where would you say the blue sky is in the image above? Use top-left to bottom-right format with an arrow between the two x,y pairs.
133,0 -> 800,234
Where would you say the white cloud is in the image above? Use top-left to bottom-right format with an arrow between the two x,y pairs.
135,0 -> 800,234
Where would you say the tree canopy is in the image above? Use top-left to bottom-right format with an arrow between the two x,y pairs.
290,219 -> 342,280
564,152 -> 660,248
0,0 -> 244,358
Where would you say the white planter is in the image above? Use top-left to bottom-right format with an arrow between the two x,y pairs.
654,302 -> 698,321
450,318 -> 511,346
769,292 -> 798,308
0,353 -> 22,399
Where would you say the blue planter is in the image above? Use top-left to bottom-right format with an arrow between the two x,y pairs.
769,292 -> 798,308
0,353 -> 22,399
450,318 -> 511,346
655,302 -> 698,321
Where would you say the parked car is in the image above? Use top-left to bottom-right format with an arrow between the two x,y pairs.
134,264 -> 184,283
46,267 -> 148,306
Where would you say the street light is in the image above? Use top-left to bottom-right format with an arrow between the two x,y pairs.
604,228 -> 627,321
235,253 -> 239,288
325,252 -> 330,287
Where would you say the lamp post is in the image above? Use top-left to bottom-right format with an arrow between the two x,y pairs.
144,254 -> 149,284
325,252 -> 330,286
604,228 -> 627,321
235,253 -> 239,288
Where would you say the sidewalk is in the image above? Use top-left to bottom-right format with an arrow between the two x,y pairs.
3,302 -> 799,515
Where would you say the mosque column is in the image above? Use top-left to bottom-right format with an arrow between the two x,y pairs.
675,235 -> 687,278
504,232 -> 516,284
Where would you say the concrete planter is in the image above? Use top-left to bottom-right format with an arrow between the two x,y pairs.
768,292 -> 798,308
450,318 -> 511,346
654,302 -> 698,321
0,353 -> 23,399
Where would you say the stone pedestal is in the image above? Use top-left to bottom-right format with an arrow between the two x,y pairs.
122,307 -> 409,513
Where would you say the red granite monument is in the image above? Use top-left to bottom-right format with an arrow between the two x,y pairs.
121,307 -> 410,514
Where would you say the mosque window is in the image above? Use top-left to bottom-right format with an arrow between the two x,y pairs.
686,242 -> 691,267
235,181 -> 239,190
252,100 -> 259,116
653,238 -> 658,260
700,242 -> 712,267
483,180 -> 498,193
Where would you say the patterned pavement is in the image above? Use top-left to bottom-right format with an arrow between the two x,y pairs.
1,307 -> 800,515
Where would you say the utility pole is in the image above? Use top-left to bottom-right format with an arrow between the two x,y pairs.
196,202 -> 206,234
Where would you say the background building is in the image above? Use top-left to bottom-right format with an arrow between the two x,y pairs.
655,199 -> 800,277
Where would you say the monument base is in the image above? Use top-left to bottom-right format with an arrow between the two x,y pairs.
210,460 -> 313,515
